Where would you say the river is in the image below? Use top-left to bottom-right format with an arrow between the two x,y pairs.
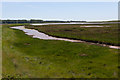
10,26 -> 120,49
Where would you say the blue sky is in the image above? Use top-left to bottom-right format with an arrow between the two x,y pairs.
2,2 -> 118,21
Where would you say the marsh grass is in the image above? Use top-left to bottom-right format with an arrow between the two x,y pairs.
2,24 -> 118,78
26,24 -> 119,46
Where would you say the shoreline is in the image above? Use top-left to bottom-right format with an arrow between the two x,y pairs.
11,26 -> 120,49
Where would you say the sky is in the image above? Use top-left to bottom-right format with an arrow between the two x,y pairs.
2,2 -> 118,21
1,0 -> 120,2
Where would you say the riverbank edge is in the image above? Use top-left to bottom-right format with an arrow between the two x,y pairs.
25,26 -> 120,47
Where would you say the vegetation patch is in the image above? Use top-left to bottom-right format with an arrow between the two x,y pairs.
2,24 -> 118,78
26,24 -> 119,46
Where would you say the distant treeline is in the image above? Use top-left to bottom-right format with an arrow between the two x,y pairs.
0,19 -> 86,24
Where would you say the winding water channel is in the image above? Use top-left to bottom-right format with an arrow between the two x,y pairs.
11,26 -> 120,49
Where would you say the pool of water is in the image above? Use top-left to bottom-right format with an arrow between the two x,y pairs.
31,22 -> 120,26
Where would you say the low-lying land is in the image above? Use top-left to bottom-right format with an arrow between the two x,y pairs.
2,24 -> 119,78
26,24 -> 119,46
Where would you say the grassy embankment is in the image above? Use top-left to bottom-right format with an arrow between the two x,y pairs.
0,24 -> 2,79
2,24 -> 118,78
26,24 -> 119,46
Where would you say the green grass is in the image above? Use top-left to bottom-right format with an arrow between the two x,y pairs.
26,24 -> 119,45
0,25 -> 2,79
2,24 -> 118,78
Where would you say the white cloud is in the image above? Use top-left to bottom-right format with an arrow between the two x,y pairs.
1,0 -> 120,2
